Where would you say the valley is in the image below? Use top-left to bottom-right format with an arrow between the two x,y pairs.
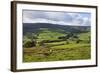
23,23 -> 91,62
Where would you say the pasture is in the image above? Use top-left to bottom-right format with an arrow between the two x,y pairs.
23,29 -> 91,62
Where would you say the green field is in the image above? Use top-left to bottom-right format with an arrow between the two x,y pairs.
23,28 -> 91,62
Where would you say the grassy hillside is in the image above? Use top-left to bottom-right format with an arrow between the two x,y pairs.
23,26 -> 91,62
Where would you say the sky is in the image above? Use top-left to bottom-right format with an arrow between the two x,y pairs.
23,10 -> 91,26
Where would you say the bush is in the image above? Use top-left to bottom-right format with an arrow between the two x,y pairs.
76,39 -> 82,43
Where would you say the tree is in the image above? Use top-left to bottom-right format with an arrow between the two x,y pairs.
65,33 -> 74,39
58,36 -> 66,40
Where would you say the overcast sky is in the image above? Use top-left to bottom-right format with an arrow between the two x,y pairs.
23,10 -> 91,26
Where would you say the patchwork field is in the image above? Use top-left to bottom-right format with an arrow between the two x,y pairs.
23,26 -> 91,62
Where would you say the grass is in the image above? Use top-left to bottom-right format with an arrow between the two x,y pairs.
78,32 -> 90,40
37,30 -> 66,41
23,43 -> 91,62
23,30 -> 91,62
51,44 -> 90,49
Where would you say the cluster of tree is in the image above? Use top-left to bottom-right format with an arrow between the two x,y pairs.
40,39 -> 64,43
58,33 -> 90,44
58,33 -> 78,40
23,40 -> 36,48
23,33 -> 38,48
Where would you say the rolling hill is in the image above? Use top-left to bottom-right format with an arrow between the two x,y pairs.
23,23 -> 90,35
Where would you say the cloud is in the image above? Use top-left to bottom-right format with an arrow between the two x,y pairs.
44,11 -> 73,22
23,18 -> 70,25
67,13 -> 91,26
82,17 -> 91,26
23,10 -> 91,26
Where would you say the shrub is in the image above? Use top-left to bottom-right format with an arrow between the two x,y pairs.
76,39 -> 82,43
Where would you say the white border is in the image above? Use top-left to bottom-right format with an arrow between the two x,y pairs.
17,3 -> 96,69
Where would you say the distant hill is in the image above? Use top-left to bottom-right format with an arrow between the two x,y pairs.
23,23 -> 90,35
